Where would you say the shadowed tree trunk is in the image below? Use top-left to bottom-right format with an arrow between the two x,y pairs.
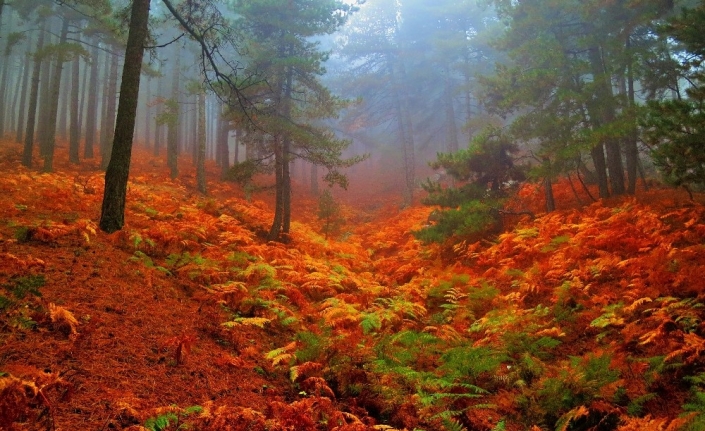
99,0 -> 151,233
22,23 -> 46,168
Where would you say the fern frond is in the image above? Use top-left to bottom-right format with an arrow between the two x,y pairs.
555,405 -> 589,431
222,317 -> 271,328
265,342 -> 297,366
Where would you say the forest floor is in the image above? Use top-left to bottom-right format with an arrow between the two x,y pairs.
1,139 -> 705,431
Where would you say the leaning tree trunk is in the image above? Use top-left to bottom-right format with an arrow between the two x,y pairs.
84,42 -> 100,159
22,23 -> 46,168
99,0 -> 151,233
42,17 -> 70,173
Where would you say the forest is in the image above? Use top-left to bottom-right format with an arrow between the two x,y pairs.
1,0 -> 705,430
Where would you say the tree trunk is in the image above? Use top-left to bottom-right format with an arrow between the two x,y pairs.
196,85 -> 207,194
588,45 -> 624,195
0,35 -> 12,138
217,103 -> 230,179
282,136 -> 291,234
154,72 -> 163,156
22,23 -> 46,168
69,30 -> 81,164
101,47 -> 119,169
167,54 -> 180,179
544,176 -> 555,212
443,64 -> 458,153
625,35 -> 639,195
77,50 -> 88,149
99,0 -> 151,233
37,35 -> 53,157
144,76 -> 151,149
590,144 -> 609,199
268,136 -> 285,240
84,42 -> 100,159
42,17 -> 70,173
310,163 -> 318,196
16,35 -> 32,143
58,58 -> 71,141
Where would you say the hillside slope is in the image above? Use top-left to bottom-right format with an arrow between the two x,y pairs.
1,141 -> 705,431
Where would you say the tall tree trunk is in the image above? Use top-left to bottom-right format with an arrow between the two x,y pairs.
268,136 -> 284,240
144,76 -> 151,149
310,163 -> 318,196
590,144 -> 609,199
443,64 -> 459,153
100,0 -> 151,233
9,45 -> 25,135
77,50 -> 88,150
37,37 -> 53,157
0,35 -> 12,138
196,84 -> 207,194
69,32 -> 81,164
167,54 -> 180,179
389,57 -> 415,206
544,175 -> 556,212
588,44 -> 625,195
16,36 -> 32,143
154,72 -> 163,156
42,17 -> 70,173
217,103 -> 230,179
101,47 -> 119,169
84,42 -> 100,159
22,23 -> 46,168
58,59 -> 71,141
625,35 -> 639,195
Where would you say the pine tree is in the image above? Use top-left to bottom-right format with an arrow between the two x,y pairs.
230,0 -> 365,241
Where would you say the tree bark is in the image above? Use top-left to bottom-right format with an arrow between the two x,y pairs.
16,36 -> 32,144
101,46 -> 119,170
217,102 -> 230,179
167,53 -> 180,179
588,45 -> 624,195
196,84 -> 207,194
144,76 -> 151,149
42,17 -> 70,173
84,42 -> 100,159
69,29 -> 82,164
625,35 -> 639,195
22,23 -> 46,168
100,0 -> 151,233
443,64 -> 459,153
154,72 -> 163,156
